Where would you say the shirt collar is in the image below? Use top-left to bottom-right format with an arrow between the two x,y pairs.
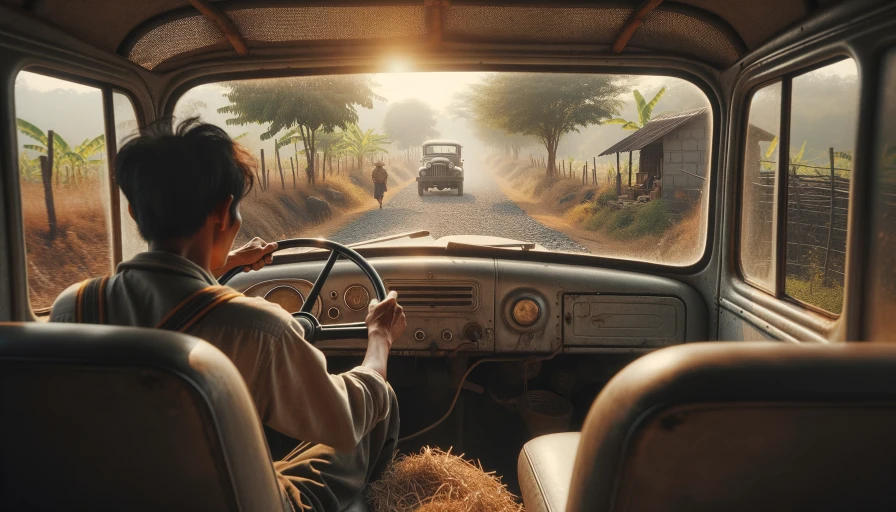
117,251 -> 218,286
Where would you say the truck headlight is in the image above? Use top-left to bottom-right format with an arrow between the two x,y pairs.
448,162 -> 455,169
420,170 -> 427,176
426,162 -> 432,169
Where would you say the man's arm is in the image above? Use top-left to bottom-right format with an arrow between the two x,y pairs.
212,237 -> 278,279
251,292 -> 405,451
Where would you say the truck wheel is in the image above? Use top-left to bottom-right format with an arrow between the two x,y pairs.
418,184 -> 424,196
457,183 -> 463,196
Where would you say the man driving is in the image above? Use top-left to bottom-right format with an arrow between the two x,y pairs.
50,118 -> 407,512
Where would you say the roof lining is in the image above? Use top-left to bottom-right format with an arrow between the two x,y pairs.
117,1 -> 748,70
186,0 -> 248,56
612,0 -> 665,53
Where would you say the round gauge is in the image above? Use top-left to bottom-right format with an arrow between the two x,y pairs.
344,285 -> 370,311
264,285 -> 321,317
512,298 -> 541,327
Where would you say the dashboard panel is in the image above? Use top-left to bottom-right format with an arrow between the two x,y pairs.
227,255 -> 707,355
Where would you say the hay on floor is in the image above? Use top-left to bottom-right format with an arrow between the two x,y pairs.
367,447 -> 524,512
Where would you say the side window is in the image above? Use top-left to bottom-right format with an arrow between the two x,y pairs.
14,71 -> 113,312
740,82 -> 782,292
869,50 -> 896,341
112,91 -> 146,260
738,58 -> 858,316
784,61 -> 858,314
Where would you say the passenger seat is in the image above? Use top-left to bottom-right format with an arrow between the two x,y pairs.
518,342 -> 896,512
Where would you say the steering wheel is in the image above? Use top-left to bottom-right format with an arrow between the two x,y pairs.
218,238 -> 388,342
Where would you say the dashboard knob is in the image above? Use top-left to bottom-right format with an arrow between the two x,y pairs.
464,323 -> 483,343
414,329 -> 427,342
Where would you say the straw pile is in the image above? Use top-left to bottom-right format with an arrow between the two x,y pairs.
367,447 -> 524,512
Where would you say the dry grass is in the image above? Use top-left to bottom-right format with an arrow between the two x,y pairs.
367,447 -> 523,512
20,181 -> 112,310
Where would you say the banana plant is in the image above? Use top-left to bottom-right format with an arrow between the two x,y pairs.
607,87 -> 667,130
337,124 -> 390,171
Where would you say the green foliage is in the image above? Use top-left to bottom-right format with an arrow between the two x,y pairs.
455,73 -> 626,175
218,76 -> 381,172
382,99 -> 439,150
338,124 -> 390,170
596,189 -> 618,208
17,119 -> 106,184
607,87 -> 667,130
628,199 -> 671,237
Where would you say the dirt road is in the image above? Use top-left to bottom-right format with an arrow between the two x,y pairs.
325,165 -> 589,253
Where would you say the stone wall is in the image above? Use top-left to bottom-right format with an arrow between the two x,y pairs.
661,117 -> 708,208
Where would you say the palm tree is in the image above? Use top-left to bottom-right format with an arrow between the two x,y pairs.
607,87 -> 667,130
338,125 -> 390,172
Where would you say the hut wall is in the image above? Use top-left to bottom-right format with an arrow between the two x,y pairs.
662,117 -> 708,208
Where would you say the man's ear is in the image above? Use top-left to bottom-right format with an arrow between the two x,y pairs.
127,204 -> 136,221
214,195 -> 235,231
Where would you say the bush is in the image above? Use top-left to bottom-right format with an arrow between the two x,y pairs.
629,199 -> 671,237
596,189 -> 618,208
608,208 -> 635,232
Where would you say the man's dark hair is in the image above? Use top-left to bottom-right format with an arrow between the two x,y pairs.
116,118 -> 254,243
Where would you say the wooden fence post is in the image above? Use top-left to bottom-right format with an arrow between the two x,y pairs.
592,157 -> 597,184
290,157 -> 296,188
823,147 -> 836,287
259,149 -> 266,191
39,152 -> 57,240
276,145 -> 285,190
628,151 -> 633,188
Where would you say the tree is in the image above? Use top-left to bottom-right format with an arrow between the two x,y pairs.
458,74 -> 626,175
218,75 -> 381,184
382,99 -> 439,160
338,124 -> 390,171
607,87 -> 667,130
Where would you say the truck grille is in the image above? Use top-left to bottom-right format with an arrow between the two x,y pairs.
386,281 -> 479,311
429,163 -> 450,177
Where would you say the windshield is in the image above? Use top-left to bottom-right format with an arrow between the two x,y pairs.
174,72 -> 713,265
425,145 -> 458,155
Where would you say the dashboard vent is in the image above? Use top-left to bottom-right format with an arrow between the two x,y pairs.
386,281 -> 479,311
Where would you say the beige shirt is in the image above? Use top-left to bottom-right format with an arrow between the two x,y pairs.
50,251 -> 390,452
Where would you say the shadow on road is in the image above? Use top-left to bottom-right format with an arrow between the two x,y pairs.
419,190 -> 477,204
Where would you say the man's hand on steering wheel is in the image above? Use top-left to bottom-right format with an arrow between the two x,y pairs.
213,237 -> 278,278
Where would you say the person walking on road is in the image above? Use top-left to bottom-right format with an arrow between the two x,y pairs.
372,161 -> 388,209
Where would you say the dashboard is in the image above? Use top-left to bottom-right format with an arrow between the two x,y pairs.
227,256 -> 707,355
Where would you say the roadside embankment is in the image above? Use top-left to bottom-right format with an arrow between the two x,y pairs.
488,154 -> 704,264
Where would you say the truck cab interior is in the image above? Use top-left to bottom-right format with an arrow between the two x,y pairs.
2,1 -> 896,511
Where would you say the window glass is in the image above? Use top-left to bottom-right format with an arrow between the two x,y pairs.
425,145 -> 458,155
175,73 -> 711,266
112,91 -> 146,260
740,82 -> 782,292
14,71 -> 112,311
784,59 -> 859,314
869,50 -> 896,341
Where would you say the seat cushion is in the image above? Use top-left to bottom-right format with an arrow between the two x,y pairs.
518,432 -> 580,512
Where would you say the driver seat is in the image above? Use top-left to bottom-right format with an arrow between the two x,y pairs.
0,322 -> 289,511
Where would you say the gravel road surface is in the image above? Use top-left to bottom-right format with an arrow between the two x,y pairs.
327,166 -> 588,253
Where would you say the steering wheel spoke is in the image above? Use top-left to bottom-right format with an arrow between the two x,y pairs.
220,238 -> 386,343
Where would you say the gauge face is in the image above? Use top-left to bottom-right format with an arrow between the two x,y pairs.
512,298 -> 540,326
264,285 -> 321,317
344,285 -> 370,311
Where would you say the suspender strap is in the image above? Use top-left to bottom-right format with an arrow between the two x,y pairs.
75,277 -> 110,324
155,286 -> 242,333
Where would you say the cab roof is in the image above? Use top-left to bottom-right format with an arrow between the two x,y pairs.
0,0 -> 856,73
423,140 -> 461,147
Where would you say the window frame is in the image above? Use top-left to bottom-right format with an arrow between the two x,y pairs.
736,56 -> 860,320
11,66 -> 142,315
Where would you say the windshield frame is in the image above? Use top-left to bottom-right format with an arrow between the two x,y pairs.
162,63 -> 721,276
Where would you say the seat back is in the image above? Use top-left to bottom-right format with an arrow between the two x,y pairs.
567,342 -> 896,512
0,322 -> 287,511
